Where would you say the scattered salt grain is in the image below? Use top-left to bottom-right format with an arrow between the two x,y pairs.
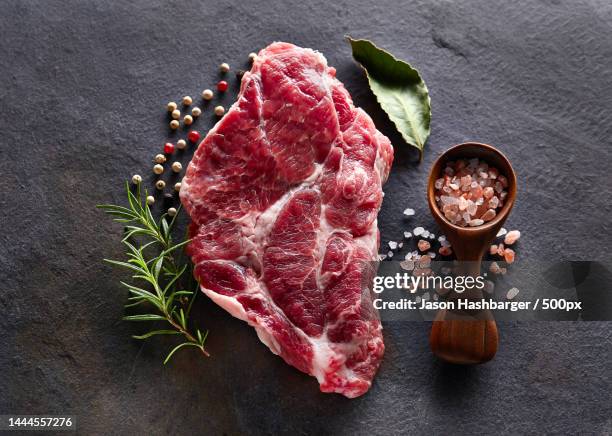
388,241 -> 398,250
489,262 -> 501,274
418,239 -> 431,252
378,254 -> 387,261
496,227 -> 507,237
387,251 -> 394,258
422,230 -> 430,238
497,243 -> 505,255
490,244 -> 498,255
403,208 -> 415,216
439,246 -> 453,256
504,230 -> 521,245
504,248 -> 515,264
404,231 -> 412,239
400,260 -> 414,271
413,227 -> 424,236
413,268 -> 431,277
418,255 -> 431,268
506,287 -> 520,300
398,242 -> 403,249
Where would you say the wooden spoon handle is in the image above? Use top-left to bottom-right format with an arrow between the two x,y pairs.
429,262 -> 499,364
430,316 -> 498,365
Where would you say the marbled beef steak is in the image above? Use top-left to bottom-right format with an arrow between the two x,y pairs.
180,42 -> 393,398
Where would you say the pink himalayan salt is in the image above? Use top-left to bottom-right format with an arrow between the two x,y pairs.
489,242 -> 518,264
469,185 -> 483,200
481,209 -> 496,221
418,255 -> 431,268
413,267 -> 432,277
400,260 -> 415,271
504,230 -> 521,245
418,239 -> 431,252
439,246 -> 453,256
435,158 -> 508,227
504,248 -> 515,264
489,262 -> 501,274
466,201 -> 478,216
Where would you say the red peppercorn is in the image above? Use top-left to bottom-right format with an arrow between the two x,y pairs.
187,130 -> 200,143
164,142 -> 175,154
217,80 -> 228,92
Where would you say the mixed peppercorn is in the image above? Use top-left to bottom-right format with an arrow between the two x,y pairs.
130,54 -> 258,212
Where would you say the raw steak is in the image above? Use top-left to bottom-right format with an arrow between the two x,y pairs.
180,42 -> 393,398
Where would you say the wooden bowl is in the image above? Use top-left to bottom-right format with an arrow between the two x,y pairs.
426,142 -> 517,364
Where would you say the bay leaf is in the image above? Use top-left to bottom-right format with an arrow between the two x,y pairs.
347,37 -> 431,159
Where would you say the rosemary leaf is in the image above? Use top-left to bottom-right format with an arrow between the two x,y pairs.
123,314 -> 167,322
133,330 -> 182,340
97,181 -> 209,364
163,342 -> 202,365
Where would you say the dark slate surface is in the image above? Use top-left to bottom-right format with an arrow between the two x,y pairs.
1,0 -> 611,434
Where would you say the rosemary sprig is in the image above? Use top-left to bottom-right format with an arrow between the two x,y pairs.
97,182 -> 209,363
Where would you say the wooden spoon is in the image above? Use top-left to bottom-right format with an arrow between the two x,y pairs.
426,142 -> 517,364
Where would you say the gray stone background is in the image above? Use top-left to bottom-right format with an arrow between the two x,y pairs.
1,0 -> 611,434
